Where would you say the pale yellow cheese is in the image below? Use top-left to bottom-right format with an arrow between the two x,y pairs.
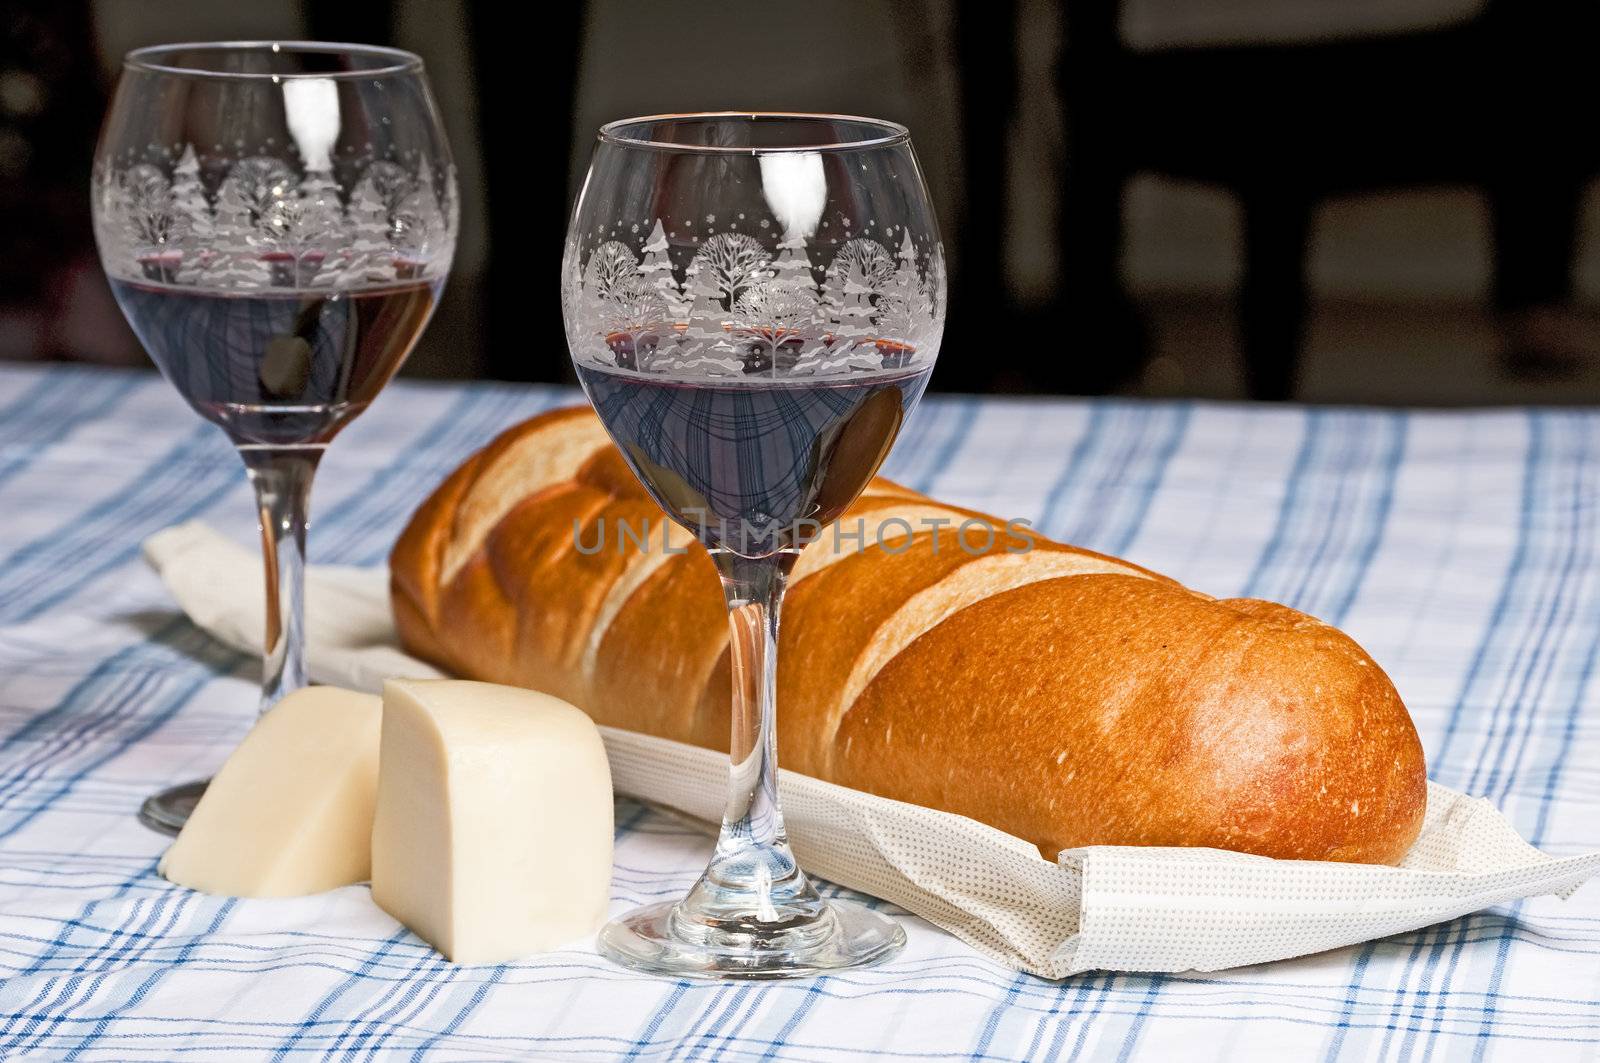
370,679 -> 614,964
159,686 -> 382,897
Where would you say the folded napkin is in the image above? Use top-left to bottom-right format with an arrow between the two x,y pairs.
144,521 -> 1600,978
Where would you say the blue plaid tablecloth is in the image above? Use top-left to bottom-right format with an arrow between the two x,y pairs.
0,363 -> 1597,1060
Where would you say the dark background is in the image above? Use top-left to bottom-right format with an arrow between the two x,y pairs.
7,0 -> 1600,404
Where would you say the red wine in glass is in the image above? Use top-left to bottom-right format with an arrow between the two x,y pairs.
567,112 -> 944,979
109,278 -> 442,448
574,363 -> 931,555
92,43 -> 457,835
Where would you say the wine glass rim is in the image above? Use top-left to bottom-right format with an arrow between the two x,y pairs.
597,112 -> 911,154
123,41 -> 424,80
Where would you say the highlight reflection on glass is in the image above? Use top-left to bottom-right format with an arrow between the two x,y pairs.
91,42 -> 456,833
562,112 -> 945,978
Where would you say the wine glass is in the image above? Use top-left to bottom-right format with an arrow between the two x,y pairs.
562,113 -> 945,978
91,42 -> 456,833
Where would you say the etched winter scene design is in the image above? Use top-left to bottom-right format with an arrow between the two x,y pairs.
92,144 -> 456,291
562,215 -> 944,380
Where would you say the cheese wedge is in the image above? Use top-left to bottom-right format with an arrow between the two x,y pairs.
370,679 -> 614,964
159,686 -> 382,897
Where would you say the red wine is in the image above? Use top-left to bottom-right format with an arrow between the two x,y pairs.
109,279 -> 441,447
575,364 -> 932,555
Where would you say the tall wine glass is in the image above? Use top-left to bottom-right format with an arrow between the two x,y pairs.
563,113 -> 945,977
91,42 -> 456,833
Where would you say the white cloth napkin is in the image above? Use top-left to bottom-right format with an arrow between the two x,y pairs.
143,521 -> 1600,978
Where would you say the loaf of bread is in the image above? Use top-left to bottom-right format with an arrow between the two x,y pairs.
391,407 -> 1428,865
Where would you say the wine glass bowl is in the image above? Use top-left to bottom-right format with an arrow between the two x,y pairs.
563,113 -> 945,977
91,42 -> 456,832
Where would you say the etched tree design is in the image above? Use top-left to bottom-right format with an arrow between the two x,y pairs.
116,164 -> 176,281
345,160 -> 411,284
560,236 -> 583,336
583,240 -> 667,370
393,166 -> 445,274
874,230 -> 928,368
638,220 -> 687,324
728,233 -> 822,374
121,164 -> 173,248
695,232 -> 770,310
925,244 -> 946,321
168,147 -> 214,284
215,157 -> 295,237
212,157 -> 295,288
825,237 -> 895,339
767,233 -> 820,301
682,255 -> 727,345
600,280 -> 670,370
260,168 -> 344,285
729,282 -> 822,375
584,240 -> 641,303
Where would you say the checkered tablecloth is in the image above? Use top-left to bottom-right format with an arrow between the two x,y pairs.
1,363 -> 1597,1060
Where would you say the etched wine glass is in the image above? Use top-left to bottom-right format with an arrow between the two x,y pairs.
563,113 -> 945,977
91,43 -> 456,833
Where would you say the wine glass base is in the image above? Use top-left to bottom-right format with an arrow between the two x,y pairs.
598,896 -> 905,979
138,779 -> 209,836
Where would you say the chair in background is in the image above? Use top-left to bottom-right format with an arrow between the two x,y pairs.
1057,0 -> 1600,399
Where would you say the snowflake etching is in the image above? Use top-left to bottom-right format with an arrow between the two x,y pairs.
563,218 -> 942,379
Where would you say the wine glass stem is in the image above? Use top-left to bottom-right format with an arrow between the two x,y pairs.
707,549 -> 808,909
240,446 -> 322,715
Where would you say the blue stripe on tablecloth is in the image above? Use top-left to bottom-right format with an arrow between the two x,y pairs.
404,962 -> 507,1063
1325,413 -> 1406,626
0,385 -> 506,834
0,367 -> 126,436
1232,405 -> 1405,1062
1281,411 -> 1367,614
308,384 -> 543,565
1064,972 -> 1115,1060
0,379 -> 551,1055
680,982 -> 760,1061
16,877 -> 181,1051
0,372 -> 143,496
1104,406 -> 1191,559
1492,418 -> 1599,809
1037,404 -> 1108,538
1529,550 -> 1600,844
339,943 -> 451,1059
0,422 -> 237,620
4,370 -> 1600,1059
1056,404 -> 1193,558
624,980 -> 693,1061
0,622 -> 238,837
758,975 -> 828,1062
969,970 -> 1029,1060
907,396 -> 980,496
1239,408 -> 1406,624
55,897 -> 237,1061
1465,417 -> 1580,799
668,982 -> 738,1062
1470,415 -> 1598,1060
1113,974 -> 1166,1063
1472,417 -> 1591,801
1343,412 -> 1554,1062
269,930 -> 411,1061
1241,408 -> 1320,602
1432,411 -> 1542,789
